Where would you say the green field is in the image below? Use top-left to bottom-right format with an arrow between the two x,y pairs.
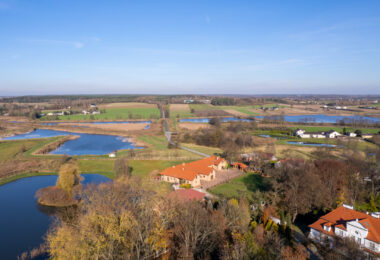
43,107 -> 161,121
189,104 -> 258,116
78,159 -> 184,178
209,174 -> 270,201
276,137 -> 378,151
181,143 -> 222,155
138,135 -> 168,150
169,105 -> 193,118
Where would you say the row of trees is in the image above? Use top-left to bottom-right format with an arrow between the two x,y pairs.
267,153 -> 379,223
44,177 -> 311,259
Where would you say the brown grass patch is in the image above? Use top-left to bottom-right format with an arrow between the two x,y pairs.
223,109 -> 247,117
170,104 -> 190,111
59,122 -> 148,132
98,102 -> 156,109
178,123 -> 210,130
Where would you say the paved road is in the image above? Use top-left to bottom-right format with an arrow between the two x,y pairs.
161,106 -> 209,158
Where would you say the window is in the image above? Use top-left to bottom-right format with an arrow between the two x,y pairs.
357,237 -> 361,244
369,242 -> 376,250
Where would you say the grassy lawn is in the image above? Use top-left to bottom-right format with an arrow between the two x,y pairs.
0,139 -> 42,162
46,107 -> 161,121
276,137 -> 378,151
217,106 -> 258,116
169,104 -> 193,118
78,159 -> 184,179
181,143 -> 222,155
209,173 -> 270,201
138,135 -> 168,150
251,103 -> 289,109
189,104 -> 258,116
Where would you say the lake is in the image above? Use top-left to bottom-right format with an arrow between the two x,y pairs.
0,174 -> 110,259
2,129 -> 143,155
179,117 -> 252,123
286,141 -> 338,147
256,114 -> 380,124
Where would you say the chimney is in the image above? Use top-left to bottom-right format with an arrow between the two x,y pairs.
182,162 -> 185,166
172,166 -> 175,168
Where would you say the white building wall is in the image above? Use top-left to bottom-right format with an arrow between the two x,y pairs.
346,221 -> 368,246
364,239 -> 380,253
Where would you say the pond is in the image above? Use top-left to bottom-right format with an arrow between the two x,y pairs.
179,117 -> 252,123
286,141 -> 338,147
0,174 -> 110,259
256,114 -> 380,124
2,129 -> 143,155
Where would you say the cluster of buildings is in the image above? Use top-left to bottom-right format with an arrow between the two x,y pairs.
322,105 -> 348,110
260,106 -> 279,111
294,129 -> 353,139
159,156 -> 227,188
82,104 -> 101,115
309,204 -> 380,256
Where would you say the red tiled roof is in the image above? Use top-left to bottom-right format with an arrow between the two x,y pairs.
232,162 -> 248,169
168,189 -> 205,201
160,156 -> 226,181
309,206 -> 380,244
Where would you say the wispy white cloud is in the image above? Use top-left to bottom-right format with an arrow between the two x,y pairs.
88,37 -> 101,42
289,17 -> 380,40
23,38 -> 85,48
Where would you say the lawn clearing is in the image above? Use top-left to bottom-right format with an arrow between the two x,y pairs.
78,159 -> 188,179
53,107 -> 160,121
209,173 -> 270,201
181,143 -> 222,155
138,135 -> 168,150
98,102 -> 156,109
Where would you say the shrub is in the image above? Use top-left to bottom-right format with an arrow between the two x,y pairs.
180,183 -> 191,189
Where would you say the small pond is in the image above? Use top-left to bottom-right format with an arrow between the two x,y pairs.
256,114 -> 380,124
2,129 -> 143,155
286,141 -> 338,148
179,117 -> 252,123
0,174 -> 110,259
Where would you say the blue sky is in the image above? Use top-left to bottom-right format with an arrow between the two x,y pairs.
0,0 -> 380,95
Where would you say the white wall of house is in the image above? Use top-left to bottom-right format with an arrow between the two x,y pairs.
364,239 -> 380,253
346,221 -> 369,246
310,133 -> 326,138
327,131 -> 341,138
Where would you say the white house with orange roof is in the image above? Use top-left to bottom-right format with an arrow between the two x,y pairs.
309,204 -> 380,256
160,156 -> 227,188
